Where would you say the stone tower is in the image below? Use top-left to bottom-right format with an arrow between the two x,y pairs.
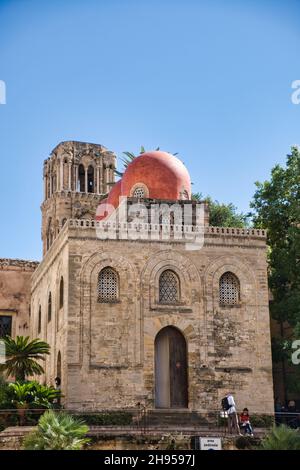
41,141 -> 116,255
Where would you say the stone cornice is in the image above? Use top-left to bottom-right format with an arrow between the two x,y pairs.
0,258 -> 39,271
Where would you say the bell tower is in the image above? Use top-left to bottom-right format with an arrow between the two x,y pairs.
41,141 -> 116,256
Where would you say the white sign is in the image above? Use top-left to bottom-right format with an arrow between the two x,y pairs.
200,437 -> 222,451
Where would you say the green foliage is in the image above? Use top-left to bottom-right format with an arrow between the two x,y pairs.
7,381 -> 61,410
251,146 -> 300,326
0,336 -> 50,382
23,410 -> 90,450
115,147 -> 178,177
0,375 -> 10,409
77,411 -> 132,426
192,192 -> 249,227
250,414 -> 274,428
260,425 -> 300,450
250,146 -> 300,394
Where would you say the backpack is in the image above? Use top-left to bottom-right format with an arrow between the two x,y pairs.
221,396 -> 231,411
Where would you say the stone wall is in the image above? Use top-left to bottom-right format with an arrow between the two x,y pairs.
0,259 -> 38,339
30,227 -> 69,393
31,221 -> 274,414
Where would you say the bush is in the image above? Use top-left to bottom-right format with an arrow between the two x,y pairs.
76,411 -> 133,426
0,376 -> 10,409
235,435 -> 257,450
260,424 -> 300,450
7,381 -> 61,411
250,414 -> 274,428
23,410 -> 90,450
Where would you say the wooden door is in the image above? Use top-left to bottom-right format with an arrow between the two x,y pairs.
155,326 -> 188,408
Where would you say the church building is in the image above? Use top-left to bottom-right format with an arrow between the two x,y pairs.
1,141 -> 274,414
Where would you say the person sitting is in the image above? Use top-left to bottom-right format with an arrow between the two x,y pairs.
239,408 -> 254,436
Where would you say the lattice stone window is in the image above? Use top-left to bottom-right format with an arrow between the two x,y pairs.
159,270 -> 179,304
98,267 -> 119,303
219,272 -> 240,305
0,315 -> 12,338
133,187 -> 145,198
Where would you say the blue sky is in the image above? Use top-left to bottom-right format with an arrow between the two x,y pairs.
0,0 -> 299,260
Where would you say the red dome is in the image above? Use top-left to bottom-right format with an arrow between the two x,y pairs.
96,151 -> 191,221
121,151 -> 191,201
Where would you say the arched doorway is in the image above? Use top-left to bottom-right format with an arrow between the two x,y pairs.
155,326 -> 188,408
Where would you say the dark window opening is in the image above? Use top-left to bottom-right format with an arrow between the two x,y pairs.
38,307 -> 42,334
48,292 -> 52,322
0,316 -> 12,338
59,277 -> 64,309
88,165 -> 94,193
78,164 -> 85,192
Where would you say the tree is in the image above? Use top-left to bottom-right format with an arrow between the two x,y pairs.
192,192 -> 249,227
250,146 -> 300,398
260,425 -> 300,450
0,336 -> 50,382
23,410 -> 90,450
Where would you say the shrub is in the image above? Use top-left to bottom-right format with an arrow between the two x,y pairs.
23,410 -> 90,450
235,435 -> 257,450
250,414 -> 274,428
76,411 -> 133,426
0,376 -> 10,409
8,381 -> 61,410
260,425 -> 300,450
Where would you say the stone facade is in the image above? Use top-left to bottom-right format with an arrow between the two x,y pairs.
31,221 -> 274,414
0,259 -> 39,338
1,141 -> 274,416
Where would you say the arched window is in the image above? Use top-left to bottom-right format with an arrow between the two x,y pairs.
47,218 -> 52,250
97,267 -> 119,303
78,164 -> 85,192
57,351 -> 61,381
59,277 -> 64,309
87,165 -> 94,193
159,270 -> 179,304
219,272 -> 240,305
38,306 -> 42,334
47,176 -> 51,198
51,174 -> 57,194
48,292 -> 52,322
61,218 -> 67,227
133,186 -> 145,198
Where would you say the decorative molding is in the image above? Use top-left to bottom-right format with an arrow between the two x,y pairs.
0,259 -> 39,271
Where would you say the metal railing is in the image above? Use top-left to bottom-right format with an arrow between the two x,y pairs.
1,407 -> 299,436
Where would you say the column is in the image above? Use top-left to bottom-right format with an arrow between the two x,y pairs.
105,166 -> 110,193
60,160 -> 64,190
68,163 -> 72,191
44,175 -> 47,200
49,170 -> 52,196
96,166 -> 100,194
85,168 -> 88,193
74,165 -> 78,192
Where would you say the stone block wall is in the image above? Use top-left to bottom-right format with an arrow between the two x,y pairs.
0,259 -> 38,339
